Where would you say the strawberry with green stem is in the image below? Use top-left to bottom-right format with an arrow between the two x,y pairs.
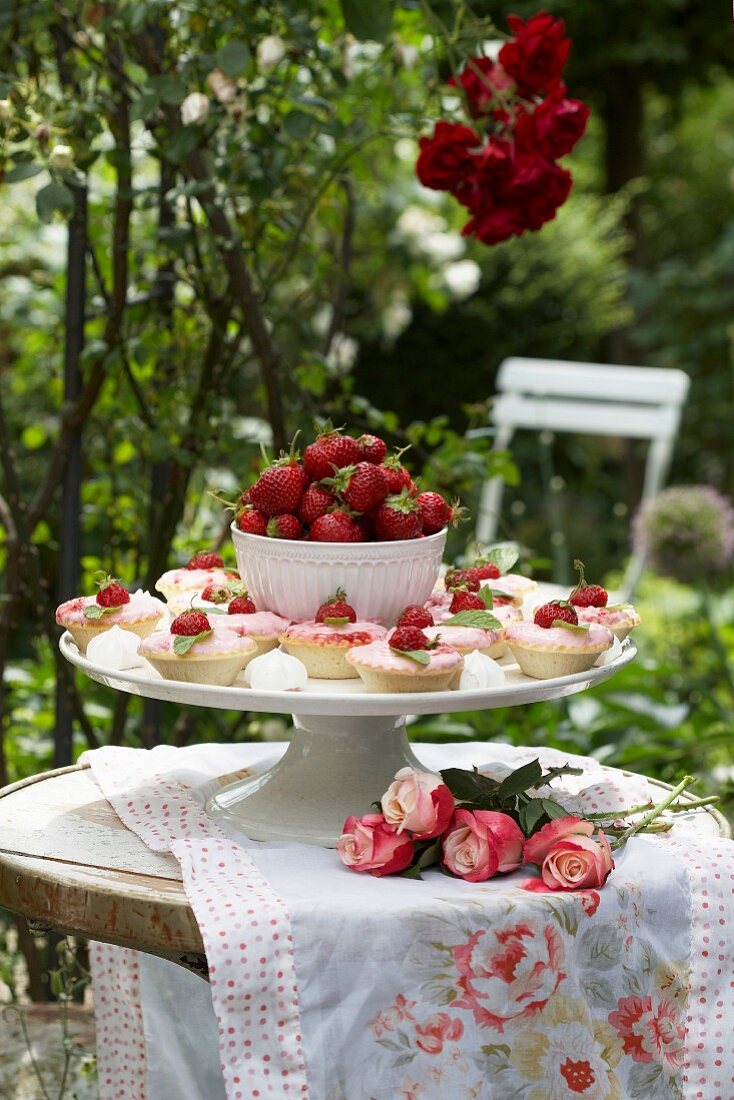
315,588 -> 357,625
569,559 -> 609,608
83,574 -> 131,619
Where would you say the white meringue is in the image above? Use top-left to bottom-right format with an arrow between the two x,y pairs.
244,648 -> 308,692
86,626 -> 147,670
459,650 -> 505,691
594,634 -> 624,666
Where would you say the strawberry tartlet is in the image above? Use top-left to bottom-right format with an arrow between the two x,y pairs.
279,621 -> 388,680
344,639 -> 463,693
575,604 -> 641,641
504,620 -> 614,680
214,610 -> 292,658
422,623 -> 506,661
139,616 -> 258,686
155,552 -> 241,605
57,588 -> 165,655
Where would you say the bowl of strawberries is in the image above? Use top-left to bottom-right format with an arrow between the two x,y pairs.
230,425 -> 460,623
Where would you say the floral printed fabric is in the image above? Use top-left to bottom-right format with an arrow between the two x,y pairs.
84,742 -> 733,1100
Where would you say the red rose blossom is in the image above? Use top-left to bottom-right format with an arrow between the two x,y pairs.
510,153 -> 572,230
416,120 -> 480,192
449,56 -> 513,117
499,11 -> 571,97
516,87 -> 590,159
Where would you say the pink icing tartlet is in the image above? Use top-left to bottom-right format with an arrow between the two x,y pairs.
575,604 -> 641,641
279,621 -> 388,680
422,623 -> 505,660
344,640 -> 463,694
155,567 -> 241,605
213,611 -> 291,658
138,626 -> 257,686
56,591 -> 165,655
504,621 -> 614,680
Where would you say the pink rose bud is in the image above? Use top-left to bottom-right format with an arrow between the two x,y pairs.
541,829 -> 614,891
337,813 -> 414,877
381,767 -> 455,840
523,815 -> 595,867
441,808 -> 524,882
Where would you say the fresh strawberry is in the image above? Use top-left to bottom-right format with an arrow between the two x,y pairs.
444,567 -> 481,593
188,551 -> 224,570
297,484 -> 336,526
249,455 -> 307,517
472,562 -> 501,581
228,593 -> 257,614
569,559 -> 609,608
303,424 -> 360,480
170,609 -> 212,635
237,507 -> 268,536
396,604 -> 434,630
373,490 -> 422,541
358,433 -> 388,465
534,601 -> 579,629
266,514 -> 303,540
381,453 -> 414,496
390,625 -> 432,652
324,461 -> 389,514
95,576 -> 130,608
309,510 -> 364,543
416,492 -> 448,535
201,584 -> 231,604
315,588 -> 357,624
449,588 -> 486,613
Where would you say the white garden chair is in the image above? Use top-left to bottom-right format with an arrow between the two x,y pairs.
473,357 -> 690,599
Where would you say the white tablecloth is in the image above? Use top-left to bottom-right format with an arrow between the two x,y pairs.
81,741 -> 734,1100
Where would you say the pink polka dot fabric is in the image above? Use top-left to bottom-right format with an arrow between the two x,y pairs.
84,746 -> 310,1100
89,942 -> 147,1100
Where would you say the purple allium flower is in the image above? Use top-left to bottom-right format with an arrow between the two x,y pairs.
632,485 -> 734,583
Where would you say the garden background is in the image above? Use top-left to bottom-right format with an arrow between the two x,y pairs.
1,0 -> 734,1081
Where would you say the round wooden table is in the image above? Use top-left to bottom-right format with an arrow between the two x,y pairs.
1,757 -> 730,986
0,763 -> 207,977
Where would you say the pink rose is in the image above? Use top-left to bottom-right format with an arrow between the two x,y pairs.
414,1012 -> 464,1054
523,815 -> 595,866
337,813 -> 414,877
541,829 -> 614,891
441,809 -> 524,882
381,767 -> 455,840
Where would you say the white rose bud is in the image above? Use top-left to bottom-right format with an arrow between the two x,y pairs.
206,68 -> 237,105
180,92 -> 209,127
257,35 -> 286,73
0,99 -> 12,121
49,144 -> 73,170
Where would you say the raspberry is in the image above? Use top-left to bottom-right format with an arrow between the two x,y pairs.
449,589 -> 486,613
96,578 -> 130,608
188,552 -> 224,570
228,594 -> 256,615
315,588 -> 357,624
534,601 -> 578,629
170,610 -> 212,635
390,625 -> 431,652
396,605 -> 434,630
569,559 -> 608,608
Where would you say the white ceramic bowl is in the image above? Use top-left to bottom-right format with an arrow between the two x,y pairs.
231,523 -> 447,624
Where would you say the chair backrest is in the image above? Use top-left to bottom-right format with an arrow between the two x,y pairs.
475,357 -> 690,595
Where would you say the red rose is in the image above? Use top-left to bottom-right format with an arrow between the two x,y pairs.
449,56 -> 513,117
516,88 -> 590,159
462,203 -> 527,245
499,11 -> 571,96
453,136 -> 514,211
510,153 -> 572,230
416,120 -> 480,192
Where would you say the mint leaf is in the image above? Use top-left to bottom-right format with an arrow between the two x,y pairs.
444,610 -> 502,630
480,546 -> 519,574
83,604 -> 117,620
551,619 -> 590,635
478,586 -> 494,609
488,588 -> 515,601
324,616 -> 350,626
173,629 -> 213,655
391,647 -> 430,666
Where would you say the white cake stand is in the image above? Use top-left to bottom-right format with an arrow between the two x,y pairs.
60,633 -> 636,846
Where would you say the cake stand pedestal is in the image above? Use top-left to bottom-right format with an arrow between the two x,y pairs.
60,633 -> 636,846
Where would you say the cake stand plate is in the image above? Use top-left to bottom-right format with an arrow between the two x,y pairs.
60,633 -> 636,846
